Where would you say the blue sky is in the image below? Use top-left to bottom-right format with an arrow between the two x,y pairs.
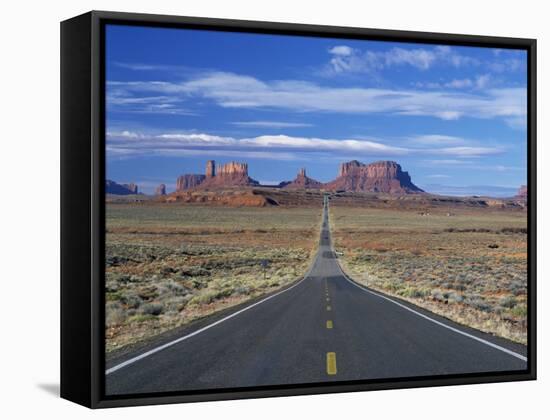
106,24 -> 527,196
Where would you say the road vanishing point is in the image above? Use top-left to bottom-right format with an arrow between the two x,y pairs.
106,195 -> 527,395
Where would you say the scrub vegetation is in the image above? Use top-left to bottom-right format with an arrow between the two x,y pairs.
330,206 -> 528,344
105,204 -> 320,353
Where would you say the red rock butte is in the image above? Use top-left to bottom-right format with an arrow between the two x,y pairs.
516,185 -> 527,199
155,184 -> 166,196
176,174 -> 206,191
106,179 -> 140,195
176,160 -> 259,191
325,160 -> 424,194
282,168 -> 323,189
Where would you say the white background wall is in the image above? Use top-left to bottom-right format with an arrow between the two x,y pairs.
1,0 -> 547,418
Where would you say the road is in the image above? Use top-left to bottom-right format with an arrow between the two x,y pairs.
106,195 -> 527,395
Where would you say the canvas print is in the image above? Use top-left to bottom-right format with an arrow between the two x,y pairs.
104,24 -> 528,396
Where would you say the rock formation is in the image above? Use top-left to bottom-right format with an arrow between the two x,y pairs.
106,180 -> 139,195
123,183 -> 138,194
164,190 -> 278,207
155,184 -> 166,196
205,160 -> 216,178
168,159 -> 422,195
176,174 -> 206,191
338,160 -> 363,177
516,185 -> 527,199
325,160 -> 423,194
198,161 -> 259,188
281,168 -> 322,189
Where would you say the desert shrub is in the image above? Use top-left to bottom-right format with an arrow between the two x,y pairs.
127,314 -> 156,323
188,290 -> 220,306
499,295 -> 518,309
468,299 -> 492,312
140,302 -> 163,316
106,302 -> 126,326
234,286 -> 252,295
122,292 -> 143,309
500,227 -> 527,234
447,292 -> 464,303
106,291 -> 124,302
431,289 -> 444,301
383,281 -> 402,292
399,287 -> 426,298
164,295 -> 190,311
511,304 -> 527,318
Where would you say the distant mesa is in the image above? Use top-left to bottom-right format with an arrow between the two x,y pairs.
281,168 -> 323,189
176,174 -> 206,191
514,185 -> 528,206
516,185 -> 527,199
106,179 -> 139,195
325,160 -> 424,194
176,160 -> 259,191
155,184 -> 166,196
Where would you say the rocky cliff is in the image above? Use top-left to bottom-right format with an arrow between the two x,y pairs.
516,185 -> 527,199
155,184 -> 166,196
106,180 -> 139,195
176,174 -> 206,191
325,160 -> 423,194
198,161 -> 259,188
281,168 -> 322,189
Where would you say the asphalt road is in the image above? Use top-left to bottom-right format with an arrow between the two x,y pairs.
106,196 -> 527,395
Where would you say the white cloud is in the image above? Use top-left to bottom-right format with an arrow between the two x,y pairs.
424,159 -> 475,165
325,45 -> 481,75
240,134 -> 408,154
423,160 -> 524,173
434,111 -> 463,120
446,78 -> 474,89
384,48 -> 436,70
106,86 -> 197,115
328,46 -> 354,56
327,46 -> 436,74
231,121 -> 313,128
425,174 -> 451,179
157,133 -> 236,145
410,135 -> 467,145
488,58 -> 525,73
435,146 -> 504,157
415,74 -> 492,91
505,115 -> 527,130
475,74 -> 491,89
109,71 -> 526,123
106,130 -> 503,160
106,145 -> 300,161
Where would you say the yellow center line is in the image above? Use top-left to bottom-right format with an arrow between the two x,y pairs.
326,320 -> 333,329
327,305 -> 331,311
326,352 -> 337,375
326,297 -> 330,302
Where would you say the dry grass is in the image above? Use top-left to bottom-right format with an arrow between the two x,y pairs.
105,203 -> 320,352
330,206 -> 528,344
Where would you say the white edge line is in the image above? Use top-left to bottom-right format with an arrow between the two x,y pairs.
106,208 -> 326,375
326,200 -> 527,363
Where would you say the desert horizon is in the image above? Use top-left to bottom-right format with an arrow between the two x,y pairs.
106,157 -> 528,202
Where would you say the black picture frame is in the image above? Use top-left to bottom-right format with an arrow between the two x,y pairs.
60,10 -> 537,408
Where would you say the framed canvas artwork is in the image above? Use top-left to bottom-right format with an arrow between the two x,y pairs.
60,10 -> 536,408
